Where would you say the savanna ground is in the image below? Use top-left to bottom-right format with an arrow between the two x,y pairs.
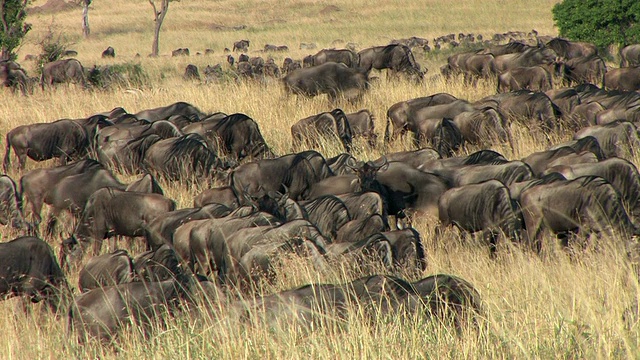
1,0 -> 640,358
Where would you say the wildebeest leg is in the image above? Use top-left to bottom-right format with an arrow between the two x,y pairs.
300,239 -> 328,272
45,211 -> 60,237
483,231 -> 498,259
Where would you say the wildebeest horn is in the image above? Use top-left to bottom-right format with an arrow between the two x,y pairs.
345,156 -> 360,170
372,155 -> 388,170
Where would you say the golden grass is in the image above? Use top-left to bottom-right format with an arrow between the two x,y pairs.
3,0 -> 640,358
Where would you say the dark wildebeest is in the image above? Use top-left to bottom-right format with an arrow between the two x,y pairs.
437,180 -> 520,254
385,93 -> 458,143
547,136 -> 607,161
193,186 -> 239,209
299,195 -> 351,242
40,59 -> 87,88
493,47 -> 558,72
61,188 -> 176,268
101,46 -> 115,58
182,113 -> 272,160
171,48 -> 190,57
0,60 -> 31,95
605,67 -> 640,92
281,57 -> 302,75
417,149 -> 509,172
432,161 -> 533,188
230,150 -> 333,201
233,40 -> 250,52
522,146 -> 598,177
78,250 -> 135,292
3,114 -> 111,171
520,176 -> 640,253
0,175 -> 26,230
545,88 -> 581,122
283,62 -> 369,102
0,236 -> 70,313
460,53 -> 497,84
412,117 -> 464,157
452,107 -> 513,149
562,56 -> 606,87
291,109 -> 353,152
497,66 -> 553,93
545,38 -> 597,59
478,41 -> 529,56
308,49 -> 359,68
134,102 -> 206,122
345,109 -> 377,147
378,148 -> 440,169
183,64 -> 200,80
574,121 -> 640,159
133,244 -> 186,282
479,90 -> 560,131
357,44 -> 424,82
620,45 -> 640,67
142,134 -> 230,181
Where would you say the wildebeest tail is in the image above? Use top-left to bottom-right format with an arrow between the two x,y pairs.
407,227 -> 427,271
3,134 -> 11,172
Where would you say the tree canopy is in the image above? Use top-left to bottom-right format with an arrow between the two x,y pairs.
0,0 -> 31,60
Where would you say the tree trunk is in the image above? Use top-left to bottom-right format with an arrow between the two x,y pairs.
149,0 -> 169,57
82,2 -> 90,38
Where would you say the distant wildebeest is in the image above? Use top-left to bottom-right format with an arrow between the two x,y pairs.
385,93 -> 459,143
291,109 -> 353,152
203,64 -> 223,83
620,44 -> 640,67
61,188 -> 176,268
437,180 -> 520,254
0,236 -> 70,313
183,64 -> 200,80
40,59 -> 87,89
497,66 -> 553,93
345,109 -> 377,147
101,46 -> 115,58
520,176 -> 640,253
605,67 -> 640,92
281,57 -> 302,75
283,62 -> 369,102
307,48 -> 359,68
78,250 -> 135,292
134,102 -> 206,122
0,175 -> 26,230
171,48 -> 190,57
357,44 -> 424,82
264,44 -> 288,52
233,40 -> 250,52
0,60 -> 31,95
545,38 -> 597,59
3,114 -> 111,171
492,47 -> 558,72
574,121 -> 640,159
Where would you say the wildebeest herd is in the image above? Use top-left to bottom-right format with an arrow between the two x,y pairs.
2,31 -> 640,344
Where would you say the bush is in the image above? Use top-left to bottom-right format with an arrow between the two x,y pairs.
35,27 -> 74,73
87,62 -> 150,89
552,0 -> 640,48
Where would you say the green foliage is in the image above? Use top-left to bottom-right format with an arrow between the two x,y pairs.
552,0 -> 640,48
87,62 -> 150,89
35,28 -> 73,73
0,0 -> 32,60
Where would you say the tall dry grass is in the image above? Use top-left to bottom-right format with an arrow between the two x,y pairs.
2,0 -> 640,358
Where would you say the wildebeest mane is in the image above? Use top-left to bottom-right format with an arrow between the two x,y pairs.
462,150 -> 509,166
165,134 -> 220,174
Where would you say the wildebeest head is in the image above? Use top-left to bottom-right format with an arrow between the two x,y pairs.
347,156 -> 389,191
59,235 -> 83,271
243,186 -> 290,221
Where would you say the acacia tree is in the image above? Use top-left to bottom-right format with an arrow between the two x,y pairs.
0,0 -> 31,60
82,0 -> 91,37
148,0 -> 176,57
553,0 -> 640,48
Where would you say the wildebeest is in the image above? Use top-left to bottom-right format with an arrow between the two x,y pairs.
574,121 -> 640,159
40,59 -> 87,88
545,38 -> 597,59
308,49 -> 359,68
520,176 -> 640,253
291,109 -> 353,152
357,44 -> 424,81
281,57 -> 302,75
479,90 -> 560,131
171,48 -> 190,57
183,64 -> 200,80
0,60 -> 31,95
61,188 -> 176,268
345,109 -> 377,147
0,236 -> 70,313
431,160 -> 533,188
134,102 -> 206,122
233,40 -> 250,52
493,47 -> 558,72
0,175 -> 26,230
101,46 -> 115,58
412,117 -> 463,157
497,66 -> 553,93
4,114 -> 111,171
562,56 -> 606,87
437,180 -> 520,253
620,44 -> 640,67
522,146 -> 598,177
283,62 -> 368,102
385,93 -> 459,143
193,186 -> 239,208
605,67 -> 640,92
299,195 -> 351,242
452,107 -> 513,149
78,250 -> 135,292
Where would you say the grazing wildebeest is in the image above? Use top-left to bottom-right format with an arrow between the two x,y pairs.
308,48 -> 359,68
493,47 -> 558,72
281,57 -> 302,75
0,175 -> 26,230
4,114 -> 111,171
134,102 -> 206,122
283,62 -> 368,102
522,146 -> 598,177
437,180 -> 520,254
133,244 -> 186,282
40,59 -> 87,88
182,113 -> 273,160
230,150 -> 334,201
545,88 -> 581,121
345,109 -> 377,147
291,109 -> 353,152
193,186 -> 239,209
434,161 -> 534,188
60,188 -> 176,268
357,44 -> 424,82
299,195 -> 351,242
480,90 -> 560,131
0,236 -> 70,313
0,60 -> 31,95
171,48 -> 190,57
574,121 -> 640,159
101,46 -> 115,58
478,41 -> 529,56
605,67 -> 640,92
385,93 -> 458,143
520,176 -> 640,253
78,250 -> 135,292
233,40 -> 250,52
412,117 -> 464,157
497,66 -> 553,92
453,107 -> 513,149
562,56 -> 606,87
620,44 -> 640,67
545,38 -> 597,59
380,148 -> 441,169
183,64 -> 200,80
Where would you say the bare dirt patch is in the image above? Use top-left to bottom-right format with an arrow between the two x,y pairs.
28,0 -> 79,14
319,5 -> 341,15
